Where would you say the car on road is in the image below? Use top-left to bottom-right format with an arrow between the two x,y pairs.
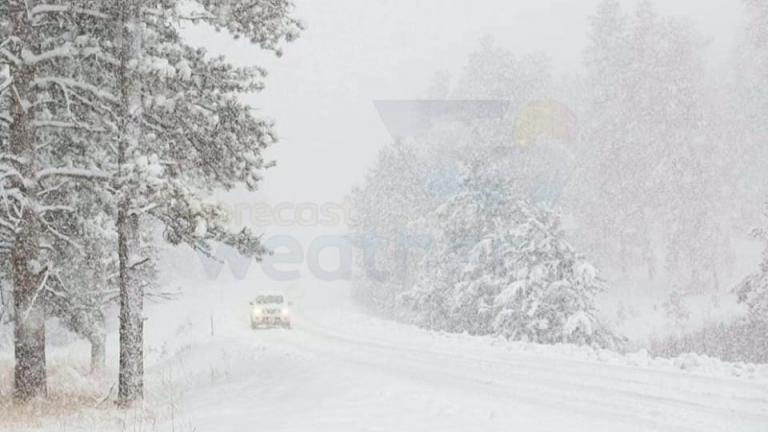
250,294 -> 291,329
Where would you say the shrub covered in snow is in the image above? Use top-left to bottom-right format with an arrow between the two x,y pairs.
397,175 -> 617,347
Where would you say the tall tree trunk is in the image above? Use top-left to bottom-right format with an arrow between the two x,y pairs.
12,229 -> 46,402
117,206 -> 143,406
117,0 -> 144,408
9,0 -> 46,403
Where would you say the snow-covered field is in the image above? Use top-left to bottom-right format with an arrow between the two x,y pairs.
2,277 -> 767,432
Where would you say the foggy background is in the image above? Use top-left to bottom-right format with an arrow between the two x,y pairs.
200,0 -> 743,205
162,0 -> 766,359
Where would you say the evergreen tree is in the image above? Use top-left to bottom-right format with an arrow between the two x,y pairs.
575,0 -> 727,292
737,0 -> 768,318
0,0 -> 115,402
398,170 -> 614,347
43,173 -> 116,373
349,139 -> 440,316
102,0 -> 302,406
0,0 -> 301,404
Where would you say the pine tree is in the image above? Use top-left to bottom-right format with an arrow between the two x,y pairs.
1,0 -> 301,404
741,0 -> 768,229
575,0 -> 726,292
349,140 -> 435,315
43,179 -> 116,373
453,36 -> 551,104
1,0 -> 116,402
398,170 -> 615,346
3,0 -> 47,401
102,0 -> 303,406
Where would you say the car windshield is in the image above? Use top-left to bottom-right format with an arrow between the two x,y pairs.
254,295 -> 284,304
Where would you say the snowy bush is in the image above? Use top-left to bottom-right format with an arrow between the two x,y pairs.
398,175 -> 616,347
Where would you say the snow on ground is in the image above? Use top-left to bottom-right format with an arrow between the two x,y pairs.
2,277 -> 767,431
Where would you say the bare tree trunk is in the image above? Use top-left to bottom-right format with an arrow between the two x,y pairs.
117,207 -> 143,406
12,230 -> 46,402
116,0 -> 144,408
9,0 -> 46,403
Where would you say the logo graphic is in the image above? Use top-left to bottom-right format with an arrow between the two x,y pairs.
373,98 -> 577,205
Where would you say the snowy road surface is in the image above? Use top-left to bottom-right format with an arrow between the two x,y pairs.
143,281 -> 768,432
4,280 -> 767,431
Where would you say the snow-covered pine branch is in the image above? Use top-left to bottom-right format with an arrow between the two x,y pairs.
188,0 -> 304,56
35,167 -> 110,181
30,3 -> 111,20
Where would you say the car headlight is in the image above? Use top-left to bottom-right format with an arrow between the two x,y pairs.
252,308 -> 262,316
282,308 -> 290,315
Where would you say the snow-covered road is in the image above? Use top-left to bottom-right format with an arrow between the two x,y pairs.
4,280 -> 766,431
150,282 -> 768,432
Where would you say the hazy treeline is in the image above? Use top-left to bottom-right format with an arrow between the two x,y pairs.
350,0 -> 768,352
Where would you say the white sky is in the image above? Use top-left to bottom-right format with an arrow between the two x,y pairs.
186,0 -> 745,206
